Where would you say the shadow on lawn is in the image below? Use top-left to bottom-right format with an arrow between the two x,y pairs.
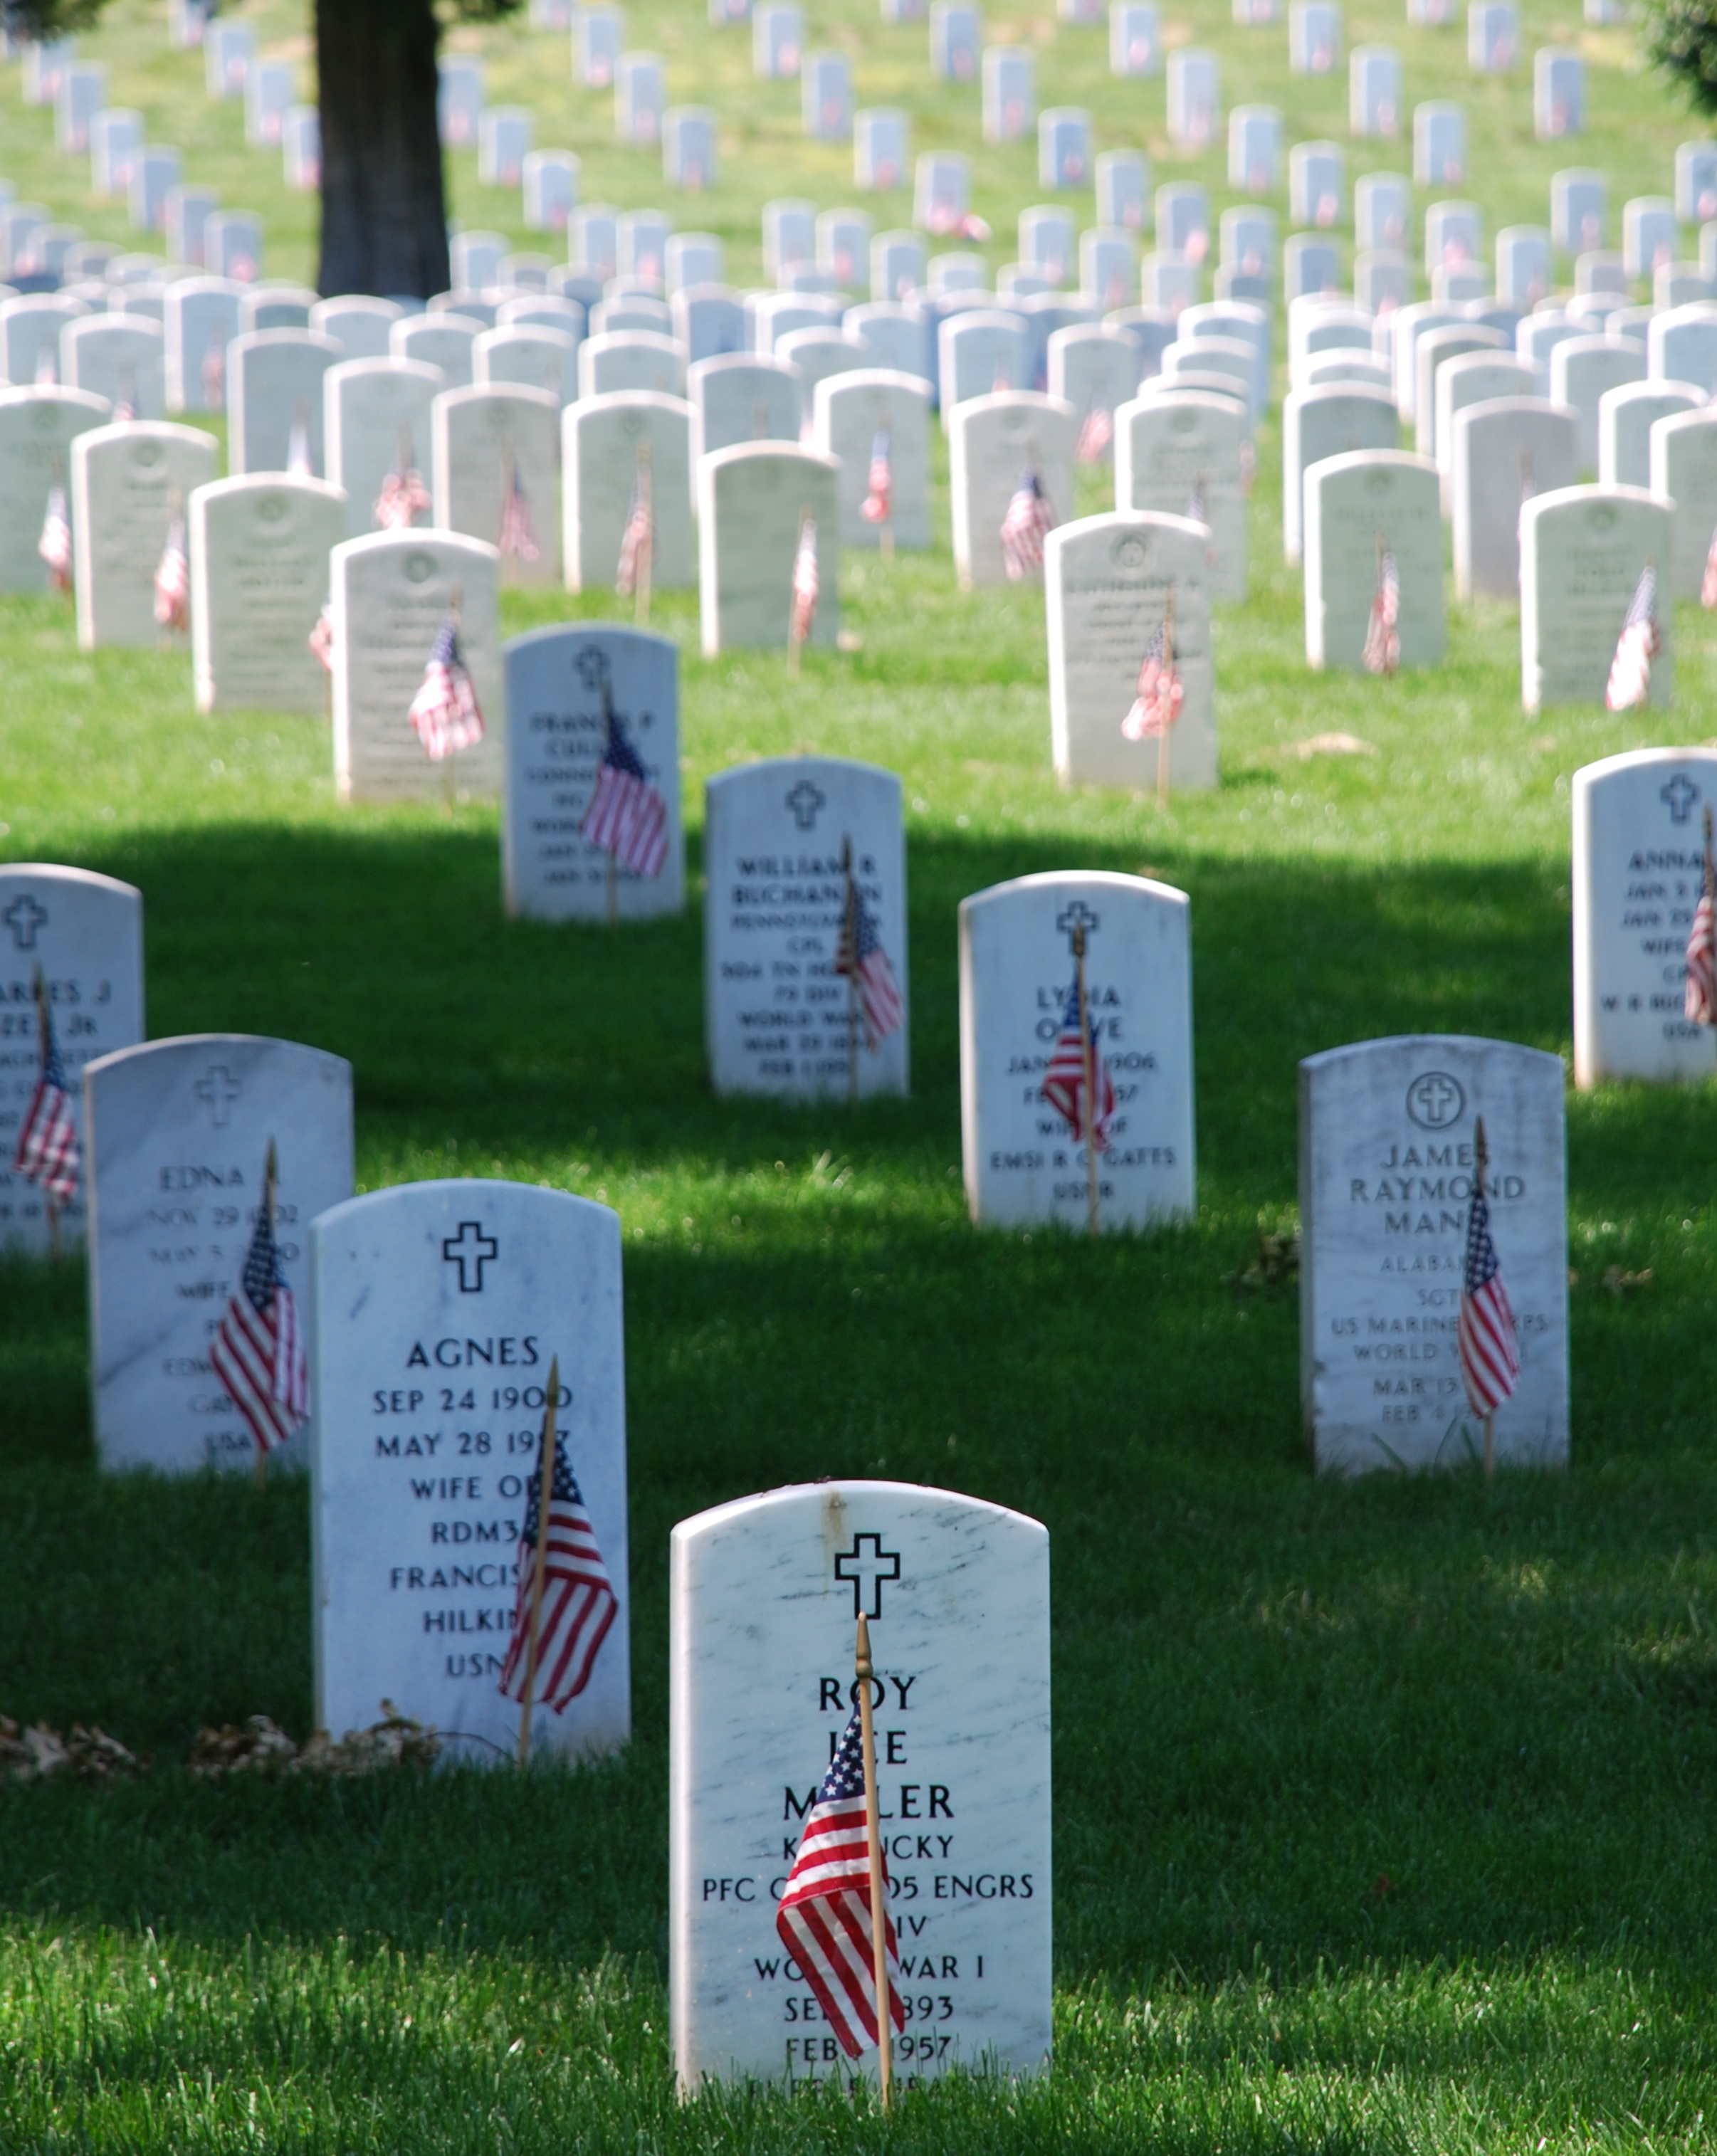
2,820 -> 1715,1982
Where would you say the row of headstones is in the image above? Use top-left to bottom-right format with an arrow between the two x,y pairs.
0,183 -> 263,287
38,747 -> 1715,1487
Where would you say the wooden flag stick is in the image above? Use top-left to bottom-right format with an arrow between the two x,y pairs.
1072,922 -> 1100,1240
33,969 -> 61,1265
515,1355 -> 561,1767
636,441 -> 653,629
855,1612 -> 893,2110
1474,1118 -> 1493,1483
787,509 -> 811,680
843,836 -> 859,1105
1155,587 -> 1177,809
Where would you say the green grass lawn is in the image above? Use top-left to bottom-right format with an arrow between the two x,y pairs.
6,0 -> 1717,2149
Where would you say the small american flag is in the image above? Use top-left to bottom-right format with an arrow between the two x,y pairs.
38,485 -> 72,592
208,1169 -> 308,1456
860,428 -> 892,525
1121,614 -> 1184,740
775,1703 -> 906,2061
1041,980 -> 1115,1148
1606,565 -> 1659,710
153,515 -> 190,633
409,611 -> 485,761
498,1424 -> 618,1713
1701,522 -> 1717,610
1459,1147 -> 1521,1419
309,603 -> 335,672
1362,547 -> 1400,676
999,466 -> 1055,581
615,461 -> 653,596
113,372 -> 137,424
836,863 -> 905,1048
581,693 -> 670,878
201,341 -> 226,410
33,348 -> 56,386
1186,475 -> 1207,526
1076,402 -> 1113,464
499,462 -> 542,564
374,451 -> 431,532
287,406 -> 313,477
12,988 -> 79,1203
1686,814 -> 1717,1025
791,515 -> 819,646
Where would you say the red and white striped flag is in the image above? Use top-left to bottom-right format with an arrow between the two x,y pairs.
580,695 -> 670,878
1459,1148 -> 1521,1420
409,611 -> 485,761
12,989 -> 79,1204
1041,980 -> 1116,1147
999,466 -> 1055,580
208,1163 -> 308,1456
201,341 -> 226,410
499,463 -> 541,564
1121,614 -> 1183,740
1362,547 -> 1400,676
38,485 -> 72,592
1605,565 -> 1659,710
791,516 -> 819,646
153,515 -> 190,633
859,427 -> 892,525
775,1704 -> 906,2060
308,603 -> 335,673
836,862 -> 904,1048
498,1424 -> 618,1713
374,453 -> 431,532
1076,401 -> 1113,464
615,461 -> 653,596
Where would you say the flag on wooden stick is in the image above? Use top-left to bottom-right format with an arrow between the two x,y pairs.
498,1401 -> 618,1715
615,448 -> 654,599
999,466 -> 1055,580
1458,1118 -> 1521,1424
791,514 -> 820,647
38,484 -> 71,592
581,685 -> 669,878
1686,805 -> 1717,1026
208,1144 -> 308,1457
1041,979 -> 1115,1147
1120,607 -> 1183,740
836,845 -> 905,1050
860,428 -> 893,526
374,428 -> 431,530
775,1698 -> 906,2060
1605,564 -> 1659,711
498,454 -> 541,564
1361,541 -> 1400,676
153,512 -> 190,633
12,974 -> 79,1204
1075,401 -> 1113,463
409,609 -> 485,761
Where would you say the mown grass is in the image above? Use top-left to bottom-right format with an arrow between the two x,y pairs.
6,0 -> 1717,2148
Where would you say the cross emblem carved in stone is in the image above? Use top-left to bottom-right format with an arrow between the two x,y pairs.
442,1220 -> 498,1293
834,1532 -> 902,1619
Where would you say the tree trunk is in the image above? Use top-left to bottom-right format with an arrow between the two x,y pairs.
316,0 -> 450,299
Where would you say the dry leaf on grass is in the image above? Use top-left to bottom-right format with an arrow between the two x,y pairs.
1295,733 -> 1377,759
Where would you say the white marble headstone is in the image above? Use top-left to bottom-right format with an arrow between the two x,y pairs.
704,756 -> 907,1098
330,530 -> 501,802
310,1179 -> 629,1762
670,1478 -> 1051,2091
433,383 -> 562,586
949,391 -> 1078,589
0,388 -> 110,593
85,1034 -> 354,1473
1519,485 -> 1672,712
1115,391 -> 1245,600
1651,408 -> 1717,599
503,624 -> 683,922
1450,396 -> 1576,600
189,474 -> 347,713
1280,384 -> 1398,564
71,420 -> 219,648
324,357 -> 445,539
1299,1034 -> 1568,1474
1046,512 -> 1216,792
698,444 -> 839,654
1572,748 -> 1717,1085
959,871 -> 1194,1229
814,369 -> 933,549
0,866 -> 144,1258
689,354 -> 802,464
1304,451 -> 1444,671
229,328 -> 342,474
564,391 -> 693,592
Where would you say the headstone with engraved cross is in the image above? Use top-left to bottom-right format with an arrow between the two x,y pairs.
703,755 -> 908,1098
958,871 -> 1195,1230
670,1477 -> 1051,2092
0,866 -> 145,1258
1572,749 -> 1717,1086
309,1177 -> 629,1761
503,624 -> 684,922
1298,1034 -> 1569,1475
83,1034 -> 353,1472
